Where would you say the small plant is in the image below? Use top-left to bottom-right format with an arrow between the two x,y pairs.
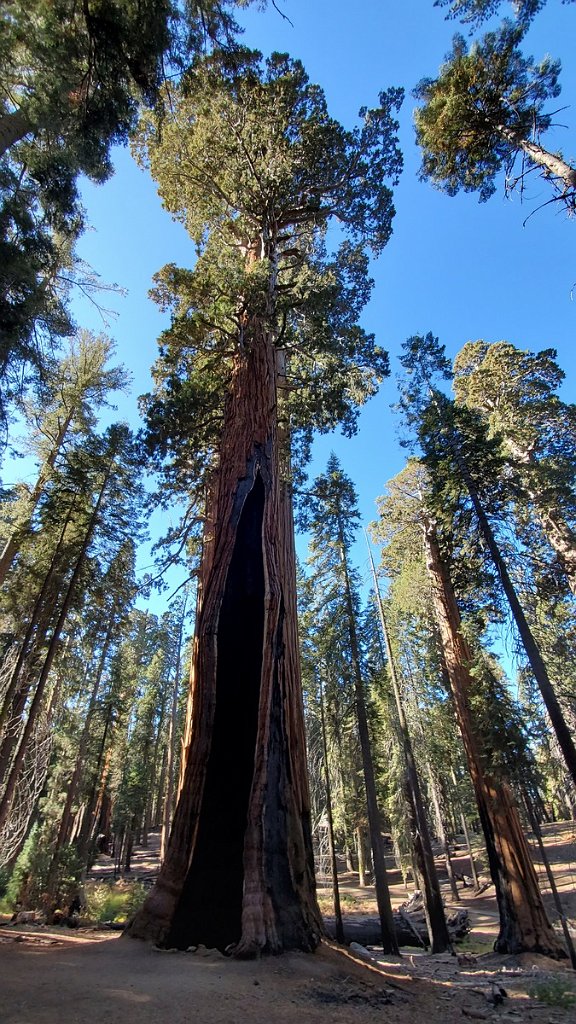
4,827 -> 50,910
124,880 -> 146,919
455,936 -> 494,956
83,880 -> 146,925
528,977 -> 576,1009
340,892 -> 361,907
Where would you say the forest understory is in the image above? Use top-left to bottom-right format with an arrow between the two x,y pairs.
1,823 -> 575,1024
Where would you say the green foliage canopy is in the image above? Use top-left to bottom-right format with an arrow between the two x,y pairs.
413,22 -> 570,204
0,0 -> 254,430
138,50 -> 402,501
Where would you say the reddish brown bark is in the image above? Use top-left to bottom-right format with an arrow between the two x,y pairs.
424,519 -> 565,958
0,469 -> 110,835
127,322 -> 322,954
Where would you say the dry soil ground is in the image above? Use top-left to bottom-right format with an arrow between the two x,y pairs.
1,821 -> 575,1024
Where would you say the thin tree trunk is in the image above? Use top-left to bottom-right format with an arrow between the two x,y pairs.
409,847 -> 421,891
497,125 -> 576,192
0,497 -> 76,739
161,595 -> 189,863
124,824 -> 134,874
522,791 -> 576,970
338,529 -> 398,955
74,705 -> 111,860
428,769 -> 460,903
50,609 -> 117,866
0,628 -> 51,788
460,812 -> 480,889
424,519 -> 565,957
356,826 -> 368,886
367,541 -> 450,952
87,747 -> 114,860
456,455 -> 576,788
318,671 -> 344,944
154,745 -> 168,829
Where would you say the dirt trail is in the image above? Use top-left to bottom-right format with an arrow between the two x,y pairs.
2,822 -> 575,1023
1,930 -> 575,1024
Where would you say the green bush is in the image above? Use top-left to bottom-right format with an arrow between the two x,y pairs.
528,977 -> 576,1009
0,866 -> 10,899
124,880 -> 147,919
83,880 -> 146,925
4,827 -> 49,910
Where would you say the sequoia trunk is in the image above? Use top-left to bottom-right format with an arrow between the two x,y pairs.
424,519 -> 565,958
126,322 -> 322,955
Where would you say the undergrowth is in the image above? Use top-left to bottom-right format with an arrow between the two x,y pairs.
83,880 -> 146,925
528,978 -> 576,1009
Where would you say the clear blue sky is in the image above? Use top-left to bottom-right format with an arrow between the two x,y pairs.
69,0 -> 576,604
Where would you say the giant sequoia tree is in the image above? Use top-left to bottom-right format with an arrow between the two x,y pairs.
126,50 -> 402,954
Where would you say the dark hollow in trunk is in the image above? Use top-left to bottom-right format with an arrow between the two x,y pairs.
166,474 -> 265,951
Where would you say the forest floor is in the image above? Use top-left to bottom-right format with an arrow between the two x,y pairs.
1,821 -> 576,1024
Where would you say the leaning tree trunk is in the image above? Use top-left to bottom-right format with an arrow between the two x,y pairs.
318,670 -> 344,944
497,125 -> 576,195
50,607 -> 117,867
424,519 -> 566,958
160,595 -> 188,862
126,320 -> 322,955
0,495 -> 77,740
427,768 -> 460,902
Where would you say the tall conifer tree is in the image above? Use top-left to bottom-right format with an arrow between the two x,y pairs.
127,51 -> 401,954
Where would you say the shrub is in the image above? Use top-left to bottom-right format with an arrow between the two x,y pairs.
529,978 -> 576,1009
83,880 -> 146,925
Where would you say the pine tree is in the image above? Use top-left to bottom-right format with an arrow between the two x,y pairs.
414,23 -> 576,212
453,340 -> 576,595
0,331 -> 128,584
434,0 -> 561,29
400,332 -> 576,789
367,541 -> 451,952
302,455 -> 399,954
0,1 -> 251,425
0,423 -> 144,856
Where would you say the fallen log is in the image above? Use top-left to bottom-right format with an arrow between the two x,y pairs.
324,907 -> 470,949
